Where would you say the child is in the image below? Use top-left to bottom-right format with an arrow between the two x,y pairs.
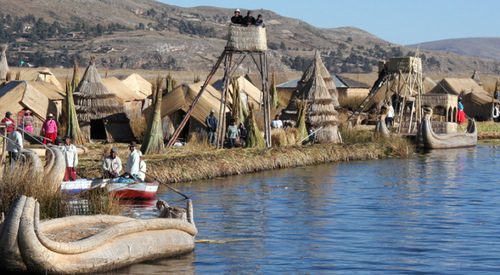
255,14 -> 265,27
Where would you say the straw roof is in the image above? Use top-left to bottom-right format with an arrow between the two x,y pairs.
102,77 -> 146,104
0,44 -> 9,81
296,50 -> 339,107
73,58 -> 125,123
213,76 -> 262,109
155,82 -> 230,127
0,80 -> 57,121
122,73 -> 153,97
28,81 -> 65,101
297,66 -> 338,143
428,78 -> 489,97
12,67 -> 63,91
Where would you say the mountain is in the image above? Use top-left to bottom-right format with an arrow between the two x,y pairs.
407,37 -> 500,61
0,0 -> 499,76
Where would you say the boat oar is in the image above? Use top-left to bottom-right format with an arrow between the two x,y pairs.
143,171 -> 189,199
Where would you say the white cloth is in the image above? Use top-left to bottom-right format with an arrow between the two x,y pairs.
126,149 -> 140,176
387,105 -> 395,118
138,159 -> 146,182
6,131 -> 23,153
491,106 -> 499,119
102,156 -> 122,174
60,144 -> 78,168
271,119 -> 283,128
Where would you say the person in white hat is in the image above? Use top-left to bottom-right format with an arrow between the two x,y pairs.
137,151 -> 146,182
42,113 -> 58,144
231,8 -> 243,24
206,109 -> 218,146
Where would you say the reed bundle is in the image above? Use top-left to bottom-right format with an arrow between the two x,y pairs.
141,76 -> 166,155
0,44 -> 9,81
244,108 -> 265,148
65,61 -> 86,144
271,71 -> 278,108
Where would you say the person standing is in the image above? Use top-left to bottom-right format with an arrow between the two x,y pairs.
457,97 -> 466,124
1,111 -> 15,134
137,151 -> 146,182
385,101 -> 395,127
6,126 -> 23,169
22,110 -> 34,133
206,109 -> 218,146
271,115 -> 283,129
238,122 -> 247,147
242,11 -> 256,26
125,141 -> 140,180
226,119 -> 238,149
102,148 -> 122,179
60,135 -> 78,181
308,125 -> 316,145
42,113 -> 58,144
231,8 -> 243,24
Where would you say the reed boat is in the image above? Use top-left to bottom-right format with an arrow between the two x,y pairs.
0,195 -> 196,274
100,181 -> 160,200
418,107 -> 477,149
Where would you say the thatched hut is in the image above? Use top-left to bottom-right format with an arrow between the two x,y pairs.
102,77 -> 147,116
296,66 -> 339,143
144,82 -> 231,141
73,58 -> 134,142
0,80 -> 59,134
281,50 -> 339,125
122,73 -> 153,98
0,44 -> 9,82
213,76 -> 262,110
12,67 -> 63,91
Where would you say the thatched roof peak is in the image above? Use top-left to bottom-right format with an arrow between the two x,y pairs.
1,44 -> 6,53
73,58 -> 125,123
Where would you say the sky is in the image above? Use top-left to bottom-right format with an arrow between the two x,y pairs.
158,0 -> 498,45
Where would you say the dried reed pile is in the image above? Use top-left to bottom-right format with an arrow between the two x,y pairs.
271,128 -> 299,147
230,78 -> 248,125
245,108 -> 265,148
165,71 -> 177,93
141,77 -> 165,155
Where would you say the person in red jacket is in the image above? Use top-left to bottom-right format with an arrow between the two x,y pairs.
1,111 -> 16,134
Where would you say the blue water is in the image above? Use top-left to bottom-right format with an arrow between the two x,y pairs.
116,143 -> 500,274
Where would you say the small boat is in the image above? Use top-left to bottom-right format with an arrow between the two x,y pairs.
418,107 -> 477,149
0,195 -> 196,274
102,181 -> 160,200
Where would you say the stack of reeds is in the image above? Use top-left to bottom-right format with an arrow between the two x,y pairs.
166,71 -> 177,93
231,78 -> 248,125
245,108 -> 265,148
141,76 -> 165,155
295,100 -> 308,141
0,44 -> 9,81
65,60 -> 85,144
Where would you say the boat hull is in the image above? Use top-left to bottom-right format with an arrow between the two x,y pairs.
420,118 -> 477,149
105,182 -> 159,200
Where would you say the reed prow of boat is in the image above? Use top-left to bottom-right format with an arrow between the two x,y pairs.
419,107 -> 477,149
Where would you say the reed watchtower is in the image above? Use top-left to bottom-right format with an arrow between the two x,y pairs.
167,25 -> 271,148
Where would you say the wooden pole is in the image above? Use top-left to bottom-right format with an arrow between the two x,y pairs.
167,49 -> 227,148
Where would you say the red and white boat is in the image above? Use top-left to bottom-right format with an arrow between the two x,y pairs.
104,181 -> 159,200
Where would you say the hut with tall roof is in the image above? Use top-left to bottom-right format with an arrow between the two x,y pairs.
212,76 -> 262,110
296,66 -> 339,143
281,50 -> 339,124
73,58 -> 134,142
0,44 -> 9,82
122,73 -> 153,98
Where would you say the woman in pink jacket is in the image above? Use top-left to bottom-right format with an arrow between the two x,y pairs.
42,113 -> 58,144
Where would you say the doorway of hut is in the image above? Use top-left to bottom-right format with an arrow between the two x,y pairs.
90,119 -> 107,140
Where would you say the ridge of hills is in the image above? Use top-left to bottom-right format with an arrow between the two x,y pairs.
0,0 -> 499,77
407,37 -> 500,62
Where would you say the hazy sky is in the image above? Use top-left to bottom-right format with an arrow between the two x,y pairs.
158,0 -> 498,45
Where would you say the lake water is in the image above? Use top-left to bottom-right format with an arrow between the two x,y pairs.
113,143 -> 500,274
